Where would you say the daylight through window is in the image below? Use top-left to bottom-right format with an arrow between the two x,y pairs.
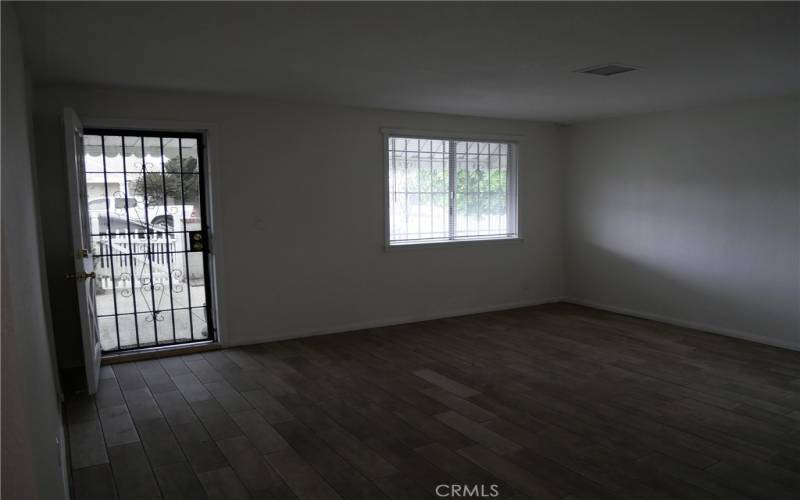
387,135 -> 517,245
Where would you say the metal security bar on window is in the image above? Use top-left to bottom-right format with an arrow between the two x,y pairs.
387,135 -> 517,244
83,130 -> 214,353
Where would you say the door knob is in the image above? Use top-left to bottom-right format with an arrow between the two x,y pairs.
66,272 -> 96,280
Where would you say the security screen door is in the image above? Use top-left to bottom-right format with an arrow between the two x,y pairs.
82,128 -> 215,353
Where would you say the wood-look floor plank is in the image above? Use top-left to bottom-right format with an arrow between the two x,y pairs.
315,425 -> 400,481
221,369 -> 264,392
107,442 -> 161,500
412,369 -> 480,398
113,363 -> 147,392
189,397 -> 226,418
153,390 -> 197,426
458,445 -> 563,500
707,457 -> 800,500
137,360 -> 179,394
184,358 -> 225,384
69,419 -> 109,469
420,387 -> 496,423
123,387 -> 164,423
435,411 -> 521,455
136,417 -> 185,467
274,419 -> 390,500
153,461 -> 209,500
265,448 -> 343,500
216,435 -> 295,499
170,373 -> 213,403
73,463 -> 118,500
98,404 -> 139,447
197,409 -> 244,441
224,349 -> 264,371
242,389 -> 295,424
391,406 -> 474,450
67,304 -> 800,500
197,466 -> 252,500
203,350 -> 242,373
229,409 -> 290,454
66,392 -> 98,424
180,439 -> 229,474
160,356 -> 191,377
205,380 -> 253,413
101,365 -> 117,380
637,452 -> 754,500
414,442 -> 514,499
96,379 -> 125,409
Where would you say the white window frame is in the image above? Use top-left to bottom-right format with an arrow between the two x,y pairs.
382,128 -> 521,248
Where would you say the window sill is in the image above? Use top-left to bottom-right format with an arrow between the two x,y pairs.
384,236 -> 523,251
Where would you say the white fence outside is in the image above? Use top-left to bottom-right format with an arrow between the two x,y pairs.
93,230 -> 184,293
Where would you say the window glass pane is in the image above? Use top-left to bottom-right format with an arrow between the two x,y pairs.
122,137 -> 147,229
452,139 -> 512,238
173,309 -> 192,341
186,251 -> 206,310
143,137 -> 163,173
388,137 -> 450,242
103,136 -> 125,172
136,312 -> 156,347
181,139 -> 199,173
157,311 -> 175,344
124,136 -> 143,173
84,135 -> 104,172
97,316 -> 118,352
388,136 -> 513,244
191,308 -> 209,339
158,138 -> 186,231
117,314 -> 137,350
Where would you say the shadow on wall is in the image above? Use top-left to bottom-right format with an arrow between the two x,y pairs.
32,106 -> 84,371
569,241 -> 800,349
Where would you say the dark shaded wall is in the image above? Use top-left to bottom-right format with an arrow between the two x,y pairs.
1,4 -> 68,499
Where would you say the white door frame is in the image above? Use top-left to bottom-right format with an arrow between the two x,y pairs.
81,116 -> 228,348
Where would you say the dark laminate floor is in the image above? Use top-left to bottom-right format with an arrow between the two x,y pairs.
66,303 -> 800,500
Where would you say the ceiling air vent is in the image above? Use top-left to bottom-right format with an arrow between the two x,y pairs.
576,64 -> 639,76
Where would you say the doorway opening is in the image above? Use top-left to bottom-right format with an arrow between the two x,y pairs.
82,129 -> 215,353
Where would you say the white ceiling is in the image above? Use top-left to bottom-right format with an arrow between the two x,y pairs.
16,2 -> 800,123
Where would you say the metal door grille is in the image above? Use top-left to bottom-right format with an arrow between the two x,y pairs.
83,129 -> 214,353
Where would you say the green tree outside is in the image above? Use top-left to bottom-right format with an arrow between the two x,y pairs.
392,159 -> 508,215
134,157 -> 199,206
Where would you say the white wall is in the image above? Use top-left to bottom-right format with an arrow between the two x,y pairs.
31,69 -> 797,373
1,5 -> 67,499
33,85 -> 565,362
566,95 -> 800,349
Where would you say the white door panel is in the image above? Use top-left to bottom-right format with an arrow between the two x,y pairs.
64,108 -> 101,394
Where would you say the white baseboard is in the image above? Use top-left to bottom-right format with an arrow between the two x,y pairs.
226,296 -> 565,347
565,298 -> 800,352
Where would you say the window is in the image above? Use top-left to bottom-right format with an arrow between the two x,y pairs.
385,132 -> 518,245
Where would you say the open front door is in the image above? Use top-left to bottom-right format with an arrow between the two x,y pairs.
64,108 -> 101,394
